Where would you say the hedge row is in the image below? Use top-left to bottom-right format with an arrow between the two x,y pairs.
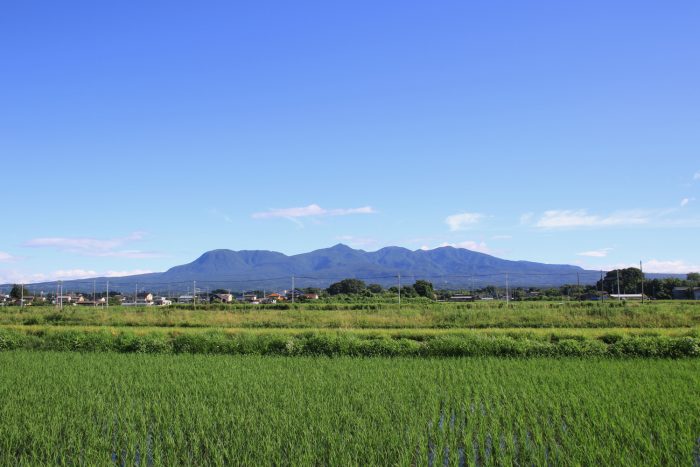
0,328 -> 698,358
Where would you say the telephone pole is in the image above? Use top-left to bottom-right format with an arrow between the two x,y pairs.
398,273 -> 401,308
616,270 -> 621,301
106,281 -> 109,308
640,261 -> 644,304
292,275 -> 295,304
505,273 -> 509,305
577,272 -> 581,302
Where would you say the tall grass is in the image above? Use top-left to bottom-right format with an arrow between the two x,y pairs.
3,300 -> 700,329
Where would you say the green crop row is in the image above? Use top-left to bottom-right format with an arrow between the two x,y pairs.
1,327 -> 698,358
1,352 -> 699,465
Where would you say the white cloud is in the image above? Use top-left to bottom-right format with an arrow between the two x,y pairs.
0,252 -> 18,263
694,172 -> 700,181
680,198 -> 695,207
643,260 -> 700,274
0,268 -> 155,285
209,208 -> 233,223
492,235 -> 512,240
104,269 -> 154,278
587,260 -> 699,274
577,248 -> 613,258
445,212 -> 484,231
535,210 -> 651,229
23,232 -> 162,258
252,204 -> 376,220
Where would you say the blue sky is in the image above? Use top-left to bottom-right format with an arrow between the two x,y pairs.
1,1 -> 699,283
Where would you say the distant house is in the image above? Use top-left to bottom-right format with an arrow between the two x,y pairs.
695,289 -> 700,301
53,295 -> 74,305
266,293 -> 284,301
212,293 -> 233,303
286,289 -> 305,300
178,295 -> 194,303
153,297 -> 172,306
242,294 -> 258,302
137,292 -> 154,304
303,293 -> 319,300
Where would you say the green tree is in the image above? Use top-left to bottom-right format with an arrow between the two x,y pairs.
597,268 -> 644,294
687,272 -> 700,285
412,280 -> 435,298
367,283 -> 384,294
327,279 -> 367,295
9,284 -> 25,300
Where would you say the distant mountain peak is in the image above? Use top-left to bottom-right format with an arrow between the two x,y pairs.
12,244 -> 615,290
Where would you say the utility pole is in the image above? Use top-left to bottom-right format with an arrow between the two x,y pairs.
505,273 -> 509,305
93,280 -> 96,307
106,281 -> 109,309
292,275 -> 295,304
135,283 -> 138,306
577,272 -> 581,302
398,273 -> 401,308
600,271 -> 604,303
20,283 -> 24,308
193,281 -> 196,310
616,270 -> 621,301
640,261 -> 644,304
59,280 -> 63,309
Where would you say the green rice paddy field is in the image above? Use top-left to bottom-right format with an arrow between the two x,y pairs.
1,352 -> 699,465
1,301 -> 699,464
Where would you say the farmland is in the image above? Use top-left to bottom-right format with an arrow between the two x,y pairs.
1,301 -> 699,464
1,352 -> 699,465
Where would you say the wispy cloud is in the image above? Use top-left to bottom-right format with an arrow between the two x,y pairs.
643,259 -> 700,274
0,268 -> 154,284
534,210 -> 652,229
0,252 -> 19,263
23,232 -> 163,258
492,235 -> 512,240
252,204 -> 376,220
208,208 -> 233,223
577,248 -> 613,258
445,212 -> 484,231
694,171 -> 700,181
680,198 -> 694,207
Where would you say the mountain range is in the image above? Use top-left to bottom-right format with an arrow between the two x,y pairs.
9,244 -> 629,293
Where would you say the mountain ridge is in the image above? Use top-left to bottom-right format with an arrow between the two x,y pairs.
4,244 -> 635,292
